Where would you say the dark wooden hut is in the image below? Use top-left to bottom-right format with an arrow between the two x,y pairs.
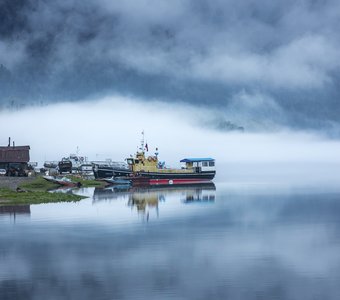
0,144 -> 30,176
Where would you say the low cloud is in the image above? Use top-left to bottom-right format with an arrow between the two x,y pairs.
190,35 -> 340,89
1,0 -> 340,133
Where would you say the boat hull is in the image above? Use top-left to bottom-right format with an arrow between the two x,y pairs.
93,166 -> 132,179
130,171 -> 215,186
132,178 -> 212,186
94,167 -> 216,185
137,171 -> 215,180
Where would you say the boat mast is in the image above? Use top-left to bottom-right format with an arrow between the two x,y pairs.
140,131 -> 145,154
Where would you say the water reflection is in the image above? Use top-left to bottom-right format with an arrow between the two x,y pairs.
181,186 -> 216,204
1,183 -> 340,300
93,183 -> 216,201
0,205 -> 30,222
93,183 -> 216,219
128,189 -> 161,213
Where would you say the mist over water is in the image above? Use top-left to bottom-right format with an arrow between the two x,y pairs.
1,95 -> 339,186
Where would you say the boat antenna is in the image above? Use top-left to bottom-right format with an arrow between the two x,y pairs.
140,130 -> 145,153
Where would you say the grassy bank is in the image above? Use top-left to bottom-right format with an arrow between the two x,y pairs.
19,176 -> 60,191
67,175 -> 105,188
18,175 -> 105,191
0,188 -> 85,205
0,175 -> 103,205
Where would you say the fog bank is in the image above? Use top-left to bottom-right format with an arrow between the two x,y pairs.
1,96 -> 339,184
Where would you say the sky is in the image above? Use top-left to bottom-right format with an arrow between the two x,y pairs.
1,0 -> 340,134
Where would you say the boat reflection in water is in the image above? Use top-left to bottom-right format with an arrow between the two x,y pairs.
181,186 -> 216,204
0,205 -> 31,222
93,183 -> 216,219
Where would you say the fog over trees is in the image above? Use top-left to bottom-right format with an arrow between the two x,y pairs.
1,0 -> 340,134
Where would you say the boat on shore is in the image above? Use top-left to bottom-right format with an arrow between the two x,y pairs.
78,163 -> 94,176
58,154 -> 90,174
43,161 -> 58,169
43,175 -> 82,187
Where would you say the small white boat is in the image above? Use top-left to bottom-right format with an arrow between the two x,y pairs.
43,175 -> 81,187
103,177 -> 131,186
79,164 -> 94,176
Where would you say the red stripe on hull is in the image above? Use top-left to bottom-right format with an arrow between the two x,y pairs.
133,178 -> 212,186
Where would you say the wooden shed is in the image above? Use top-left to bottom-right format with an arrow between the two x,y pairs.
0,145 -> 30,176
0,146 -> 30,163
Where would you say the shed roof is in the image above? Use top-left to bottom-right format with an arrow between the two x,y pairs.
180,158 -> 214,163
0,146 -> 30,163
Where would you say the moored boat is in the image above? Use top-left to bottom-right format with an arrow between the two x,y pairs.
92,132 -> 216,185
58,154 -> 89,174
125,134 -> 215,186
127,155 -> 216,186
92,161 -> 131,179
78,163 -> 94,176
58,160 -> 72,174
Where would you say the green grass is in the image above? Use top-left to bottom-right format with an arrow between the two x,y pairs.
0,187 -> 85,205
67,175 -> 105,187
0,175 -> 105,205
19,175 -> 60,191
18,175 -> 105,192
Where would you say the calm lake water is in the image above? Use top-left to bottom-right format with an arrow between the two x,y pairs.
1,176 -> 340,299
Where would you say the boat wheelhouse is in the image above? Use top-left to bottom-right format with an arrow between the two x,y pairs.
180,158 -> 215,173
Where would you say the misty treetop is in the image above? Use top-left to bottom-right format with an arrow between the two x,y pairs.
1,0 -> 340,133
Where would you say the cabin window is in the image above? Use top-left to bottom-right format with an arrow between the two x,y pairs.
209,161 -> 215,167
202,161 -> 208,167
134,159 -> 139,164
127,159 -> 134,165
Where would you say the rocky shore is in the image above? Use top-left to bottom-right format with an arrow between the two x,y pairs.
0,176 -> 35,190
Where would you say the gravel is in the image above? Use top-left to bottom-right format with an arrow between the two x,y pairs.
0,176 -> 36,190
